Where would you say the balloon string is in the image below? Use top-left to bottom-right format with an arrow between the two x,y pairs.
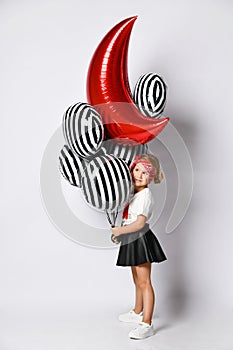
106,210 -> 118,228
107,210 -> 120,244
113,210 -> 118,226
106,211 -> 113,227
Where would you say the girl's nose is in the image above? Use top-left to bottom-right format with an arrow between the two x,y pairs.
138,171 -> 142,178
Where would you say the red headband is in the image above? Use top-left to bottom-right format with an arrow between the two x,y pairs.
131,156 -> 156,182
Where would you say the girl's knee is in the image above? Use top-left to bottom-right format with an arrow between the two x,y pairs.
138,279 -> 152,290
132,274 -> 140,286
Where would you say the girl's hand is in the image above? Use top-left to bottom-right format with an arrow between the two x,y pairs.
111,226 -> 121,237
111,234 -> 119,244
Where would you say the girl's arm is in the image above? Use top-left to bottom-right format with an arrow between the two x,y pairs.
111,215 -> 147,236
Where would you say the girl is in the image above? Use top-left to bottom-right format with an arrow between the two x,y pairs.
111,154 -> 167,340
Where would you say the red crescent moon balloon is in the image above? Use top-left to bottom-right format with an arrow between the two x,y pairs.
87,16 -> 169,145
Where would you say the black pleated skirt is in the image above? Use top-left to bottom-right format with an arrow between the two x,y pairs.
116,224 -> 167,266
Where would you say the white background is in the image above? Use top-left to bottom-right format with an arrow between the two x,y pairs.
1,0 -> 233,349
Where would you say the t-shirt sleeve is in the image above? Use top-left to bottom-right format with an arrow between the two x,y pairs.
132,189 -> 152,219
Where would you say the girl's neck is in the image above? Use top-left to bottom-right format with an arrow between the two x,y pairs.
134,185 -> 148,193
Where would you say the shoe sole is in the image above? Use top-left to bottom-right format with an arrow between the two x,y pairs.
119,319 -> 143,324
129,331 -> 155,340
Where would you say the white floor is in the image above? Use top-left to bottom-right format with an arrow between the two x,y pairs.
1,302 -> 233,350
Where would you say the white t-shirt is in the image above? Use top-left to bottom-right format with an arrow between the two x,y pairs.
121,187 -> 153,226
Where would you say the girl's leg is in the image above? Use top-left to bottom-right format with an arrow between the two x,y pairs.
131,266 -> 143,314
135,262 -> 154,325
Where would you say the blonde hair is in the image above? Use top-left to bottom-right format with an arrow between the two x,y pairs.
139,154 -> 164,184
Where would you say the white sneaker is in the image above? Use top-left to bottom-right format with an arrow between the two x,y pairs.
129,321 -> 154,339
118,309 -> 143,323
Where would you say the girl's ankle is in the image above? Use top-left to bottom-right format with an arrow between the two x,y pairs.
134,309 -> 143,314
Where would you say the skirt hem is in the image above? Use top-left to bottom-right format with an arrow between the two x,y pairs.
116,258 -> 167,267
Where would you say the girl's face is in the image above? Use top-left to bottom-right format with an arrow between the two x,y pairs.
132,163 -> 150,191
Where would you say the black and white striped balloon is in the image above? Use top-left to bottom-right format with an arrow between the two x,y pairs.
102,140 -> 148,167
59,145 -> 88,187
81,154 -> 132,212
133,73 -> 167,118
62,102 -> 104,158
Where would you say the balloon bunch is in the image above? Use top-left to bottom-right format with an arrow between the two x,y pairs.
58,16 -> 170,227
59,102 -> 148,225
